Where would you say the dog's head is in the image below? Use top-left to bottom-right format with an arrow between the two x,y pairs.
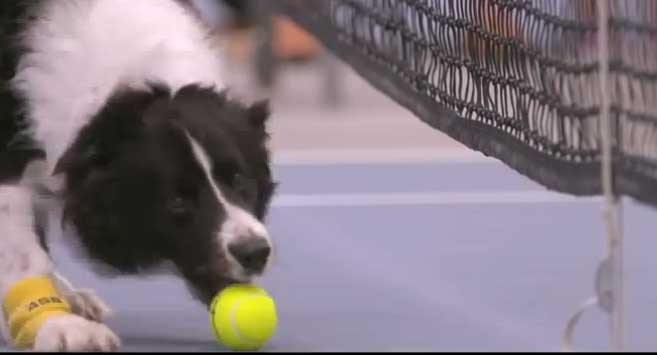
54,84 -> 277,304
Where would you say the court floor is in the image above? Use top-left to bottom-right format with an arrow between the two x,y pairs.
2,156 -> 657,352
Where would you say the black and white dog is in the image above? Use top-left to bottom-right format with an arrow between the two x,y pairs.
0,0 -> 276,351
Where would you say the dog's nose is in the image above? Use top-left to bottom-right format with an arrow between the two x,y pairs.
228,238 -> 271,274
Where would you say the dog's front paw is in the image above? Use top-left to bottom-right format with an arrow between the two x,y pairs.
66,288 -> 113,322
34,314 -> 120,352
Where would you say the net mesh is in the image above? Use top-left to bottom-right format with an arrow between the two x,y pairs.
275,0 -> 657,207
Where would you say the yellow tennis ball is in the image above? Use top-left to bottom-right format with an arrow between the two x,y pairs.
210,284 -> 278,351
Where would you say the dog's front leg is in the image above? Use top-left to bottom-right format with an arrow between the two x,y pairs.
0,185 -> 120,351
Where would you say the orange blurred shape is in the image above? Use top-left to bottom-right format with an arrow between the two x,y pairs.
273,16 -> 321,60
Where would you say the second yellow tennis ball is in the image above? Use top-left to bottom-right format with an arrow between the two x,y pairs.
210,284 -> 277,351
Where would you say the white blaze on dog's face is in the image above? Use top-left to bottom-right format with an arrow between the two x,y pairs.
186,133 -> 272,281
55,85 -> 277,304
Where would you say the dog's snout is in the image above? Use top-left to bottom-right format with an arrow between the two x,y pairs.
228,238 -> 270,274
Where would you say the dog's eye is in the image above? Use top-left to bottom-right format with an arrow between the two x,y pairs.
233,173 -> 257,205
212,160 -> 239,185
212,162 -> 257,205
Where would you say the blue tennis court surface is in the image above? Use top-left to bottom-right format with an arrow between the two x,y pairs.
3,158 -> 657,352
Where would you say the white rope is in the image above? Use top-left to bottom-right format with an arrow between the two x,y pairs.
562,1 -> 625,351
596,0 -> 625,351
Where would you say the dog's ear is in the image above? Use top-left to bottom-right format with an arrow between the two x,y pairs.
53,116 -> 133,175
54,87 -> 166,175
247,100 -> 270,129
53,141 -> 94,176
53,137 -> 109,176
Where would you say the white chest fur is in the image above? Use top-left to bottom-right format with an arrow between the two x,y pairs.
11,0 -> 225,172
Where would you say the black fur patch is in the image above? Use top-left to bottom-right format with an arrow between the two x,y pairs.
57,84 -> 276,303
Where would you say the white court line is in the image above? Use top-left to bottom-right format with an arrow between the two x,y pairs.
272,148 -> 497,165
272,190 -> 602,207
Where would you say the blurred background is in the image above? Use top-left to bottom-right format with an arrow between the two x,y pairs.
192,0 -> 469,158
